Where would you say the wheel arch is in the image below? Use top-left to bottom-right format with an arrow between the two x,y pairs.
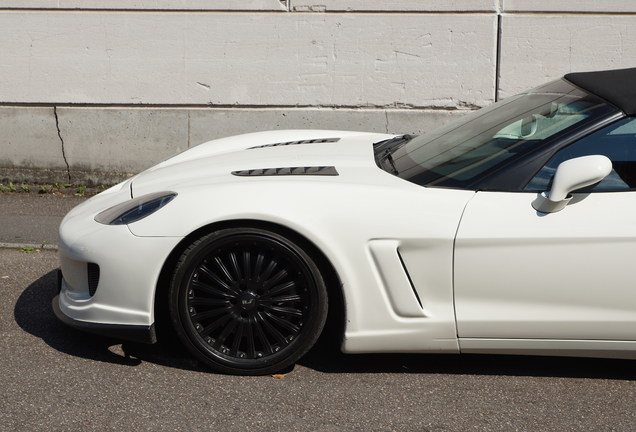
153,219 -> 345,348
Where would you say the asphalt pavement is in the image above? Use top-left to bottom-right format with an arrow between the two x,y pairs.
0,193 -> 86,249
3,248 -> 636,431
3,192 -> 636,430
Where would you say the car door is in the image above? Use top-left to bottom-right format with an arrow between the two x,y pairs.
454,117 -> 636,342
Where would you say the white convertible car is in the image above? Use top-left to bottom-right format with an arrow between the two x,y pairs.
55,68 -> 636,374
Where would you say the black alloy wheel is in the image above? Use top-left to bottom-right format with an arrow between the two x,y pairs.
169,228 -> 328,375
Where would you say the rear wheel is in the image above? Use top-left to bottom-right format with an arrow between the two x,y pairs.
169,227 -> 327,375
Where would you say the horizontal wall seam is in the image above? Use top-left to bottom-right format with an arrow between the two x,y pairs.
500,11 -> 636,16
3,9 -> 636,15
0,8 -> 498,14
0,103 -> 480,111
3,9 -> 634,16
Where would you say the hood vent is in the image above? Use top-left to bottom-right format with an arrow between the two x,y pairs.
232,166 -> 339,177
248,137 -> 340,149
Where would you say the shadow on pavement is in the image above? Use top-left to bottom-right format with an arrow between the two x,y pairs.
14,270 -> 201,372
15,270 -> 636,380
299,341 -> 636,380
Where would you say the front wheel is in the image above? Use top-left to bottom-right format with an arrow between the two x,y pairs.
169,228 -> 328,375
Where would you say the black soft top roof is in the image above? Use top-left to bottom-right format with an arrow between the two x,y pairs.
565,67 -> 636,116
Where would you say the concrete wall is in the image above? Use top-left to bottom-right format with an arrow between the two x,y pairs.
1,1 -> 635,184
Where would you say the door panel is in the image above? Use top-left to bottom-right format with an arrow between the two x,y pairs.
454,191 -> 636,341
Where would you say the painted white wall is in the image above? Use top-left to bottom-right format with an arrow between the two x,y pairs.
498,15 -> 636,99
290,1 -> 496,12
0,0 -> 286,9
503,0 -> 636,13
0,2 -> 635,183
0,12 -> 495,107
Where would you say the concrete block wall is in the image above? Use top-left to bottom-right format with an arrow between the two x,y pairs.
1,1 -> 635,184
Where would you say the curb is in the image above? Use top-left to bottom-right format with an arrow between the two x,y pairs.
0,242 -> 58,251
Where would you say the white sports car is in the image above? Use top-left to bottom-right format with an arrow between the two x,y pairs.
55,68 -> 636,374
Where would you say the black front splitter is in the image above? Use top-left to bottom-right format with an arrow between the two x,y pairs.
52,295 -> 157,344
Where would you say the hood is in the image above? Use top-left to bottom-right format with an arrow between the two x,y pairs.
130,130 -> 395,196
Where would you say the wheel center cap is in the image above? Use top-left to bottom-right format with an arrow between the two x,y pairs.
239,293 -> 258,311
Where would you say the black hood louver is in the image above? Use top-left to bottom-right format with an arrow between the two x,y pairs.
248,137 -> 340,149
232,166 -> 339,177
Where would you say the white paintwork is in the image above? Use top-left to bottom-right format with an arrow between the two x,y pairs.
0,12 -> 495,107
57,130 -> 472,354
549,156 -> 612,202
58,181 -> 181,326
460,339 -> 636,360
455,191 -> 636,341
531,155 -> 612,213
131,130 -> 470,352
57,125 -> 636,359
368,240 -> 425,318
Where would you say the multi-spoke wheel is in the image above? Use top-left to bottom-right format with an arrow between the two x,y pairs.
169,228 -> 328,375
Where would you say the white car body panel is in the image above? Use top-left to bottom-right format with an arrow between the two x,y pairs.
55,130 -> 636,359
130,177 -> 473,353
455,191 -> 636,341
58,183 -> 181,327
368,239 -> 425,318
152,130 -> 376,168
54,69 -> 636,369
57,130 -> 474,353
460,339 -> 636,360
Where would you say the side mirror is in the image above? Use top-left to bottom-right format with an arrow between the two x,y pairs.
532,155 -> 612,213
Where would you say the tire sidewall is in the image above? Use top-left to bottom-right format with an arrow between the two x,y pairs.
168,227 -> 328,375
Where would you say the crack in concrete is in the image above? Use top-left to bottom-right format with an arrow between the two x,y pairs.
53,106 -> 72,183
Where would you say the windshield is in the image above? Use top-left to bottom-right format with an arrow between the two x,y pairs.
376,79 -> 618,189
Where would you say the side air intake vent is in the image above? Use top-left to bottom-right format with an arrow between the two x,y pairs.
248,137 -> 340,149
87,263 -> 100,297
232,166 -> 338,177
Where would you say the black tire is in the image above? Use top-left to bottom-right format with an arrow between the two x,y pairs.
169,227 -> 328,375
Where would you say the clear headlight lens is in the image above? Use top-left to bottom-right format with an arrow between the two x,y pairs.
94,192 -> 177,225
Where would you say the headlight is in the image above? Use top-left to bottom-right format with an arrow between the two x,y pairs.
94,192 -> 177,225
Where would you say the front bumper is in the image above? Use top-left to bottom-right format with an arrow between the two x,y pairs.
53,291 -> 157,344
54,186 -> 183,343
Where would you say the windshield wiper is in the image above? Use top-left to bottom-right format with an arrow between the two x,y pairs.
373,134 -> 416,154
374,134 -> 416,175
383,150 -> 399,174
